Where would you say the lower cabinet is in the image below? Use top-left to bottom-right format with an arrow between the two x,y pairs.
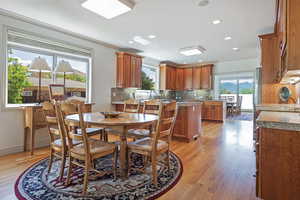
172,104 -> 202,142
201,101 -> 226,122
257,128 -> 300,200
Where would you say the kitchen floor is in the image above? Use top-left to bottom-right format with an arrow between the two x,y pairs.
0,120 -> 258,200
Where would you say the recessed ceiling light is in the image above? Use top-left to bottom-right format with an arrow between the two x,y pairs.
133,36 -> 150,45
198,59 -> 203,63
198,0 -> 210,7
233,47 -> 239,51
224,36 -> 232,40
180,46 -> 206,56
128,41 -> 134,44
81,0 -> 135,19
148,35 -> 156,39
212,19 -> 222,25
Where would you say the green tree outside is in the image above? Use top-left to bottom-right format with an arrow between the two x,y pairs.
56,73 -> 86,82
7,57 -> 32,104
141,71 -> 155,90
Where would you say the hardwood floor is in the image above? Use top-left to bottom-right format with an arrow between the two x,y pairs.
0,120 -> 258,200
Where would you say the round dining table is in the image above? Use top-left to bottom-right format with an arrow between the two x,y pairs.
66,112 -> 158,179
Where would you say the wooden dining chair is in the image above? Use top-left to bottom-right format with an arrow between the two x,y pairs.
42,101 -> 69,181
124,99 -> 140,113
59,104 -> 118,195
127,101 -> 178,186
60,102 -> 108,141
127,99 -> 161,139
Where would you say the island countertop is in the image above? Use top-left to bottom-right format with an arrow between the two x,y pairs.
256,104 -> 300,112
111,101 -> 203,107
256,111 -> 300,131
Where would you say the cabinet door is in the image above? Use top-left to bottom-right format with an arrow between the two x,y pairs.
192,67 -> 202,89
176,68 -> 184,90
183,68 -> 193,90
201,65 -> 213,89
134,57 -> 142,88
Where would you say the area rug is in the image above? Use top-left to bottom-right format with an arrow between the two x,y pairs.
227,112 -> 253,121
15,152 -> 182,200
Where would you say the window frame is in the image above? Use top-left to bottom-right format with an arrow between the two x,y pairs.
141,64 -> 160,90
3,30 -> 92,108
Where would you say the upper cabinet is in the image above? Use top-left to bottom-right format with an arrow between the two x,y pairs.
116,52 -> 142,88
285,0 -> 300,70
176,68 -> 184,90
192,67 -> 202,90
160,64 -> 176,90
260,0 -> 300,83
200,65 -> 213,89
159,64 -> 214,90
183,68 -> 193,90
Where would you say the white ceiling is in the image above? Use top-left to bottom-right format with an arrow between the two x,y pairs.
0,0 -> 276,64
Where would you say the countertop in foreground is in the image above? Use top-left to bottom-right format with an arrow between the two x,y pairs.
257,111 -> 300,131
256,104 -> 300,112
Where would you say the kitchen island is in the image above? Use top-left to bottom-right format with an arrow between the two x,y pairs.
112,101 -> 202,142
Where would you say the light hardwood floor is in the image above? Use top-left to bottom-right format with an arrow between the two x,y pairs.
0,120 -> 258,200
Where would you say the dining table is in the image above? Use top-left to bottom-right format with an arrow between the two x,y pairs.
65,112 -> 158,179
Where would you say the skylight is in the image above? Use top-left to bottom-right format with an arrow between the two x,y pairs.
82,0 -> 135,19
180,46 -> 206,56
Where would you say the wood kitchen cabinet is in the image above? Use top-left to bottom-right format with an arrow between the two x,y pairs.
202,101 -> 226,122
192,67 -> 202,90
116,52 -> 142,88
160,64 -> 176,90
183,68 -> 193,90
200,65 -> 213,89
172,103 -> 202,142
159,64 -> 214,91
176,68 -> 184,90
257,127 -> 300,200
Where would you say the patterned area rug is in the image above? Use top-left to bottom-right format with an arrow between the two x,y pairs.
15,152 -> 182,200
227,112 -> 253,121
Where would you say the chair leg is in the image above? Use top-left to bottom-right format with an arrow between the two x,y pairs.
48,148 -> 54,174
59,152 -> 67,181
166,150 -> 170,172
151,156 -> 158,186
113,150 -> 118,180
127,151 -> 131,177
65,155 -> 73,186
82,160 -> 90,195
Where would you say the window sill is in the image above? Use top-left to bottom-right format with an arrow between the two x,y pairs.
4,103 -> 41,110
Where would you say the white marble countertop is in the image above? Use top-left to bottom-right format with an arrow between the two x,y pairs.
256,111 -> 300,131
256,104 -> 300,112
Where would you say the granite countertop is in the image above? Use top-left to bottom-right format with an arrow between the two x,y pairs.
256,104 -> 300,112
111,101 -> 203,107
256,111 -> 300,131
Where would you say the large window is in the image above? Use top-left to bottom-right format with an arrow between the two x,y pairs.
6,30 -> 91,106
141,65 -> 159,90
219,77 -> 254,111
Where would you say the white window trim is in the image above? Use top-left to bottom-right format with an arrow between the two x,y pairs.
142,64 -> 160,90
1,27 -> 93,109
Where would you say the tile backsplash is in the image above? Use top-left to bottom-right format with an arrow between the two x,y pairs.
111,88 -> 212,102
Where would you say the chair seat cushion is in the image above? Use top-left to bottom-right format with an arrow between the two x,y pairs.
52,138 -> 81,147
128,137 -> 168,152
128,129 -> 150,137
71,139 -> 116,155
76,128 -> 103,135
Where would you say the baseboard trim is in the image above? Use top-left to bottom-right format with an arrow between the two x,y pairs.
0,138 -> 49,157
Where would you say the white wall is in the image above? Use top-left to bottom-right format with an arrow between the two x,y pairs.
214,58 -> 259,75
0,13 -> 116,156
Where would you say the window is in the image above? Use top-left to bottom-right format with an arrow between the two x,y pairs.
141,65 -> 159,90
6,29 -> 91,106
218,77 -> 254,111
